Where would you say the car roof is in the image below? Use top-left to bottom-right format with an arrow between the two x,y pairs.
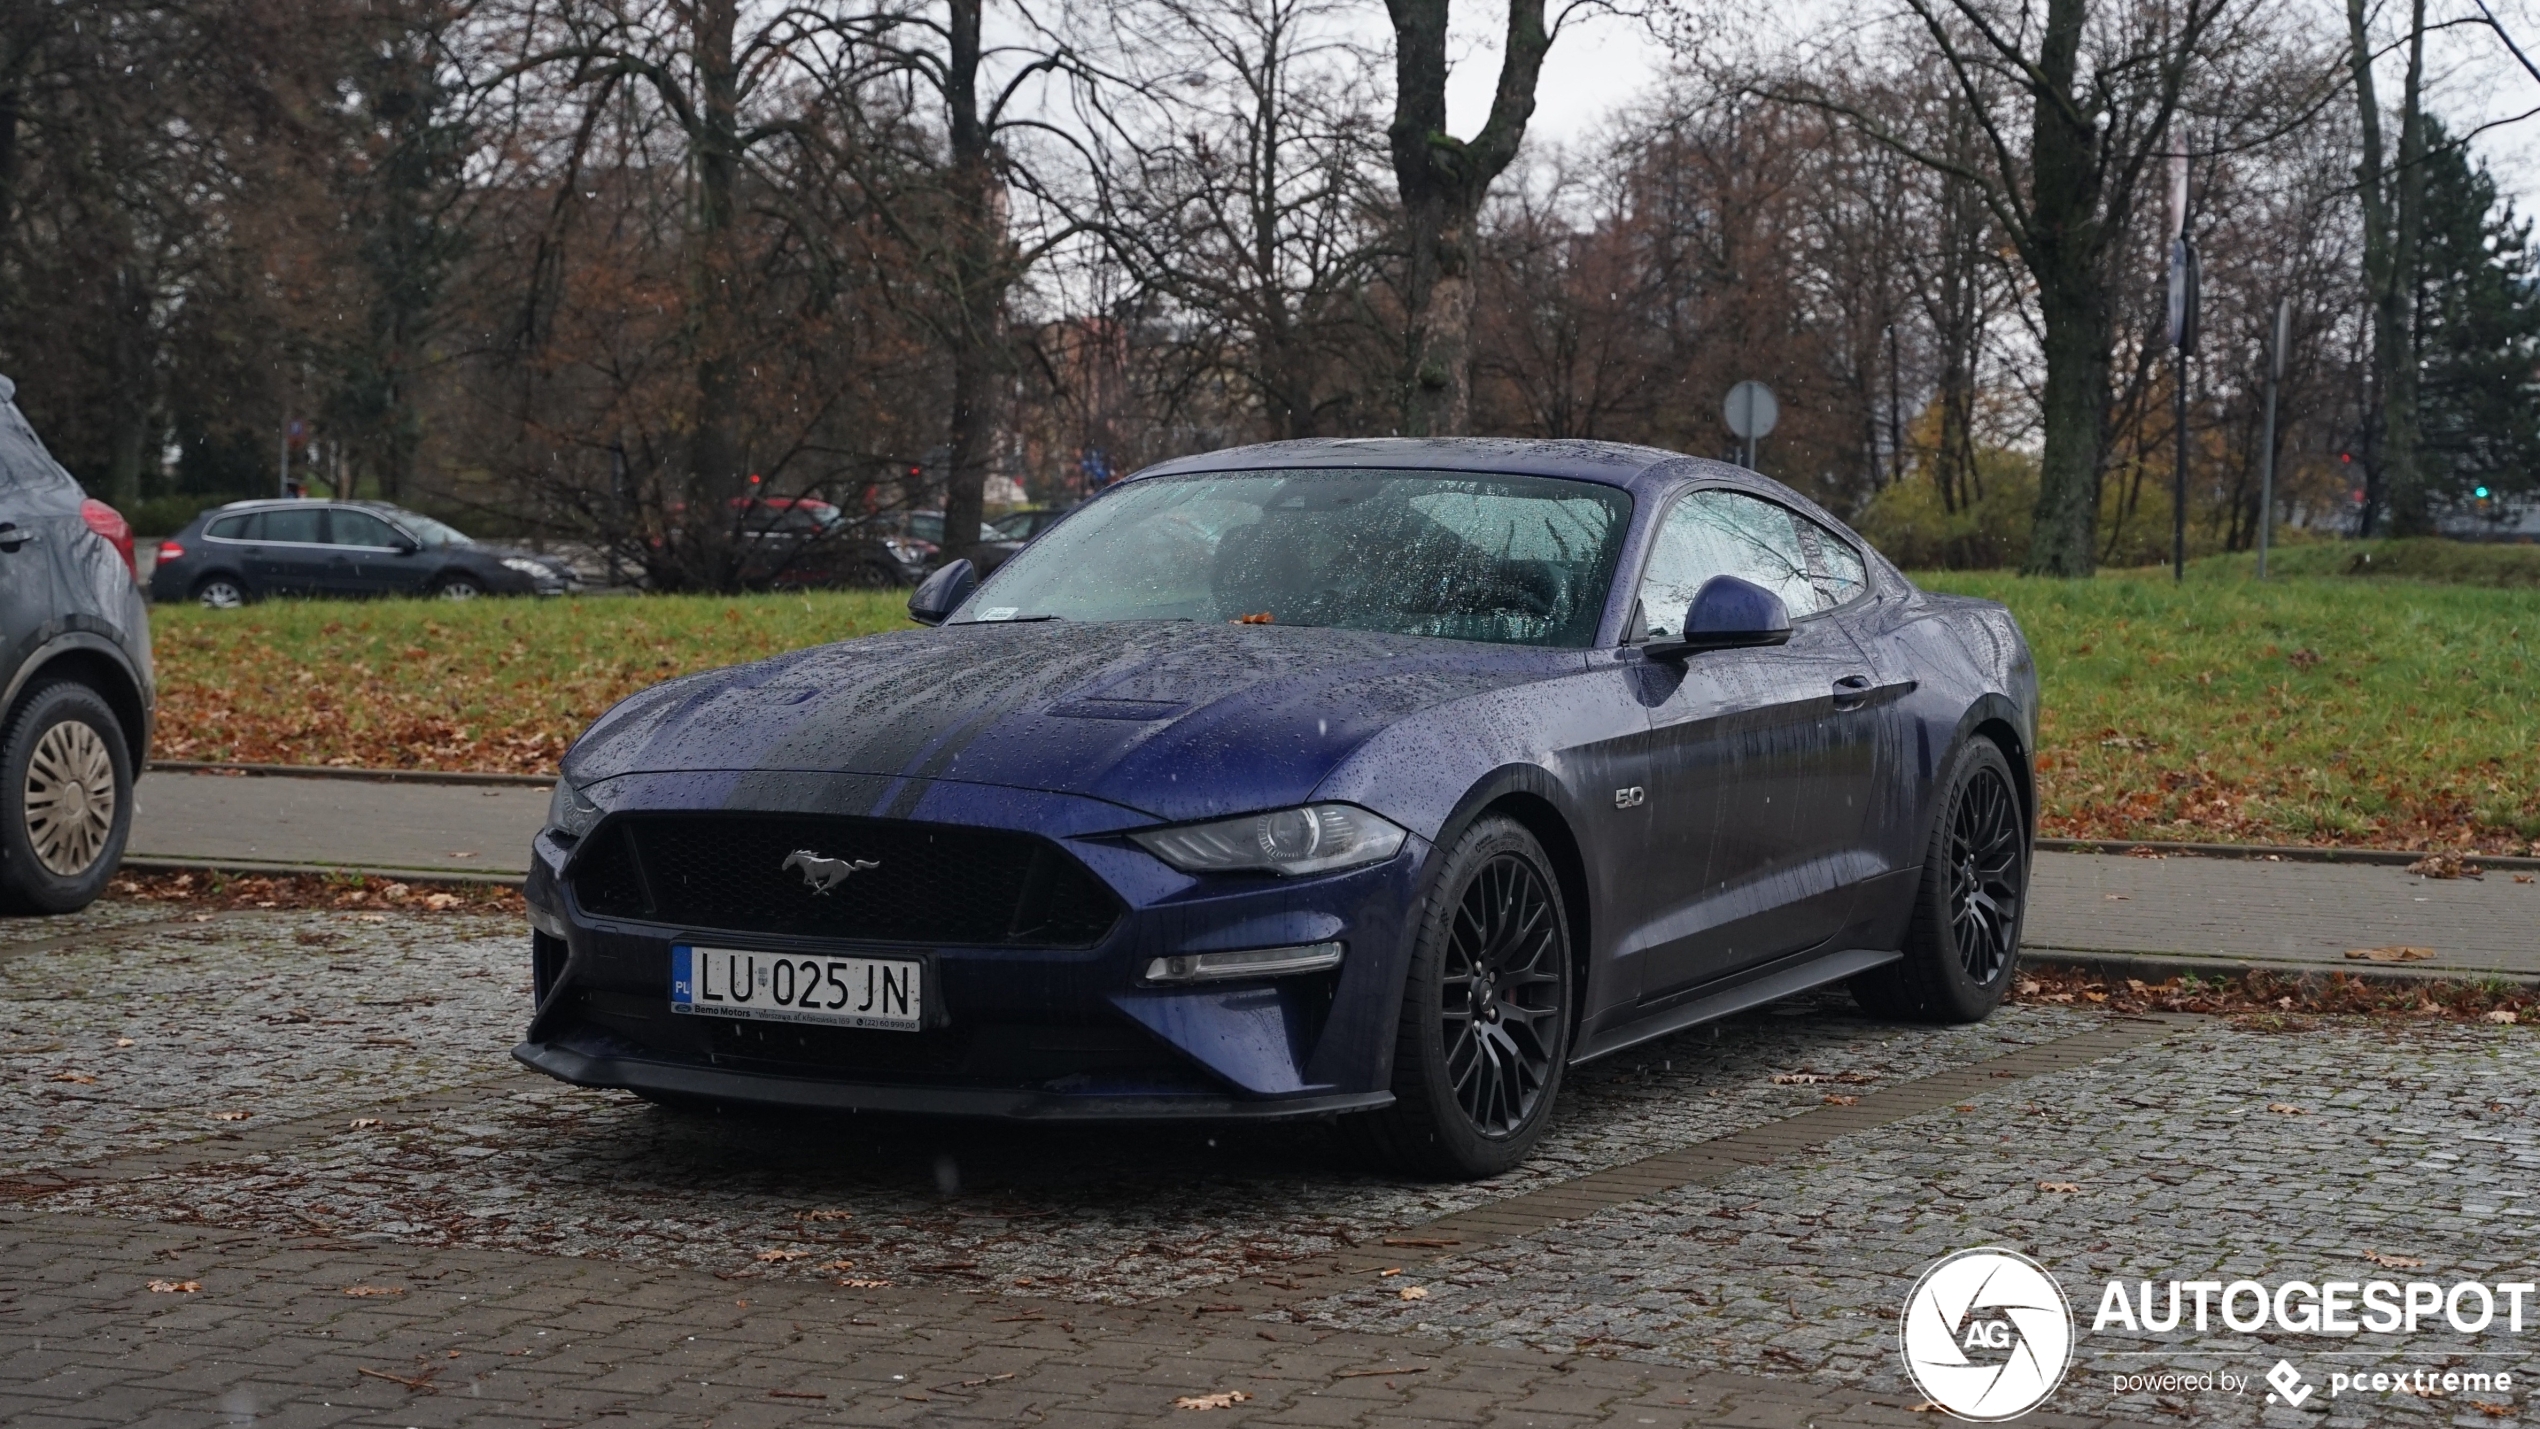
1128,437 -> 1692,490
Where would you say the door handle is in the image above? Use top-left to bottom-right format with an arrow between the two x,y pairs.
1832,674 -> 1874,710
0,522 -> 37,552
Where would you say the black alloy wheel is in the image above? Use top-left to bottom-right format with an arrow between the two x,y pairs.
1439,852 -> 1566,1136
1947,761 -> 2023,985
1851,737 -> 2028,1023
1351,814 -> 1573,1179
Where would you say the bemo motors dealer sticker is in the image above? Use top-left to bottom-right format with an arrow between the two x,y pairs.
1900,1247 -> 2076,1420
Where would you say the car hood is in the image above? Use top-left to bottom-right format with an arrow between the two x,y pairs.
564,621 -> 1579,823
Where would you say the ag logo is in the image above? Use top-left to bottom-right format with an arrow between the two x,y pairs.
1899,1247 -> 2073,1421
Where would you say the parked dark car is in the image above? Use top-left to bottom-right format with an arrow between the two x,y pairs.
972,505 -> 1076,574
149,500 -> 576,606
731,498 -> 929,588
519,439 -> 2037,1177
0,376 -> 154,914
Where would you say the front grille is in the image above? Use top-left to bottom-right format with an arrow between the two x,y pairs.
567,812 -> 1120,948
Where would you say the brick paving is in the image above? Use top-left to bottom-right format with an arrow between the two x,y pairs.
4,900 -> 2532,1426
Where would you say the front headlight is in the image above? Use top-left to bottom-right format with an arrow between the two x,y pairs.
502,556 -> 553,578
1130,804 -> 1407,876
546,779 -> 603,840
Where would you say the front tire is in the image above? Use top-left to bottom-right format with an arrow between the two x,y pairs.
1851,737 -> 2028,1023
432,575 -> 486,601
0,682 -> 133,914
1351,815 -> 1572,1180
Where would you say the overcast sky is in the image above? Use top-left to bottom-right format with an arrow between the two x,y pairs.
1432,0 -> 2540,212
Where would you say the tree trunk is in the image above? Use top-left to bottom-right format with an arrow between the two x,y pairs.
2349,0 -> 2430,537
1385,0 -> 1551,438
104,263 -> 150,506
2017,0 -> 2109,577
936,0 -> 1001,568
689,0 -> 743,582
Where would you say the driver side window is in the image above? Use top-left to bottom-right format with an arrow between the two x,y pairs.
1635,489 -> 1819,636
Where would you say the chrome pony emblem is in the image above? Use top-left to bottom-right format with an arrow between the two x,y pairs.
781,849 -> 879,894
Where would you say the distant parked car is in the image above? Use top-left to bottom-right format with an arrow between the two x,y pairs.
731,498 -> 930,588
149,500 -> 577,606
0,375 -> 154,913
973,505 -> 1077,574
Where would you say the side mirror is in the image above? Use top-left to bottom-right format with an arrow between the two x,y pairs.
1644,575 -> 1792,660
394,538 -> 422,555
907,558 -> 978,626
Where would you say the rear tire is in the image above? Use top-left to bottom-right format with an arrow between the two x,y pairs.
1851,737 -> 2027,1023
0,682 -> 133,915
192,575 -> 248,609
1348,815 -> 1572,1180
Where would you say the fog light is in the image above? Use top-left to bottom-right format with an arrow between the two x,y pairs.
1142,941 -> 1344,984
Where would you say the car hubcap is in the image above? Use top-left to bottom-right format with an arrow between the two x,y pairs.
1948,766 -> 2023,984
438,582 -> 479,600
1439,852 -> 1563,1138
200,582 -> 242,609
26,720 -> 114,877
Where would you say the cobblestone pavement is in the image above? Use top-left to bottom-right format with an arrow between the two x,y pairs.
3,902 -> 2528,1427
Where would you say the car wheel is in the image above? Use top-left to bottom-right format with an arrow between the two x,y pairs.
1350,814 -> 1572,1180
432,575 -> 486,601
0,682 -> 132,915
1851,737 -> 2027,1023
193,576 -> 248,609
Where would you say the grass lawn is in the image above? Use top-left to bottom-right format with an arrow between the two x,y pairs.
149,573 -> 2540,852
1923,570 -> 2539,852
150,591 -> 910,774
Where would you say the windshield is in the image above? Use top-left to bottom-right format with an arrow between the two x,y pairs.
385,510 -> 474,549
956,469 -> 1630,647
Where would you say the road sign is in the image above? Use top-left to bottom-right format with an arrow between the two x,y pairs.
1723,381 -> 1779,440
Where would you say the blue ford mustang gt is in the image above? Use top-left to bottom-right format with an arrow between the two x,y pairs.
518,439 -> 2038,1177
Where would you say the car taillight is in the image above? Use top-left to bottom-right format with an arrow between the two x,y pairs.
157,541 -> 185,563
80,498 -> 135,578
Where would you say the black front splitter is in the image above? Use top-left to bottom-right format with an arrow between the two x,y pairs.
512,1040 -> 1393,1122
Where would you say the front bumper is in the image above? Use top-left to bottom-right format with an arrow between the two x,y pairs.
518,771 -> 1427,1121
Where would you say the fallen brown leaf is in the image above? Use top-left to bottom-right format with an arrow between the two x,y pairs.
147,1279 -> 200,1293
2347,946 -> 2437,962
349,1118 -> 382,1129
2267,1103 -> 2308,1115
341,1285 -> 405,1297
2037,1181 -> 2080,1193
796,1208 -> 856,1222
753,1249 -> 807,1263
48,1071 -> 96,1084
1175,1391 -> 1252,1410
1398,1285 -> 1429,1300
2486,1009 -> 2520,1024
208,1110 -> 250,1121
833,1278 -> 890,1289
816,1259 -> 856,1272
2363,1248 -> 2425,1269
1823,1094 -> 1859,1106
2406,854 -> 2476,879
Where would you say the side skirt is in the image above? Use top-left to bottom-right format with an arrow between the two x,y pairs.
1568,944 -> 1902,1066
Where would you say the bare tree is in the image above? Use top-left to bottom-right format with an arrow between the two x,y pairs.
1099,0 -> 1390,441
1384,0 -> 1589,436
1775,0 -> 2273,574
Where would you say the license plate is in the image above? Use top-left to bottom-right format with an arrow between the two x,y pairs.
670,945 -> 922,1031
